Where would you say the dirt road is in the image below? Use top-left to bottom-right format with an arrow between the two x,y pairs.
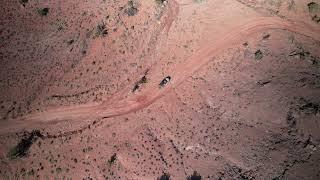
1,13 -> 319,134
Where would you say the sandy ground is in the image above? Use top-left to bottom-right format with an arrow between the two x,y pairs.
0,0 -> 320,179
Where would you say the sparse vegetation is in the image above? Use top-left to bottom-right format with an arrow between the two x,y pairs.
37,8 -> 49,16
187,171 -> 202,180
94,22 -> 108,38
298,98 -> 319,115
108,153 -> 117,166
307,2 -> 320,23
19,0 -> 28,7
289,46 -> 309,59
55,19 -> 67,31
82,146 -> 93,153
7,130 -> 42,159
287,0 -> 295,10
125,1 -> 138,16
158,173 -> 171,180
193,0 -> 206,3
155,0 -> 166,5
67,39 -> 74,45
132,75 -> 147,92
308,2 -> 320,14
311,15 -> 320,23
56,167 -> 62,174
254,49 -> 263,60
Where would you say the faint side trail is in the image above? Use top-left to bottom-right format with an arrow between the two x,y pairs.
0,5 -> 320,134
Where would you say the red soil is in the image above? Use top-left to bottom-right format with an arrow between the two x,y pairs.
1,0 -> 320,179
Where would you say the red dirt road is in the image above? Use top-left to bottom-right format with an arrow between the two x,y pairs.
1,16 -> 319,135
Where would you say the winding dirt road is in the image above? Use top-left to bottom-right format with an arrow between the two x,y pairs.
1,1 -> 319,135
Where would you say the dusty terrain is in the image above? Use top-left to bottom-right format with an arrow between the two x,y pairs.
0,0 -> 320,179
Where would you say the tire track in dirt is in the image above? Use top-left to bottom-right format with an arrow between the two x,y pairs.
0,3 -> 320,135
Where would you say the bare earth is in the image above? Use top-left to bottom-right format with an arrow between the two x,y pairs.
0,0 -> 320,179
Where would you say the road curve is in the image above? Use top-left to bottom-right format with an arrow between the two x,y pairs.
0,6 -> 320,134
